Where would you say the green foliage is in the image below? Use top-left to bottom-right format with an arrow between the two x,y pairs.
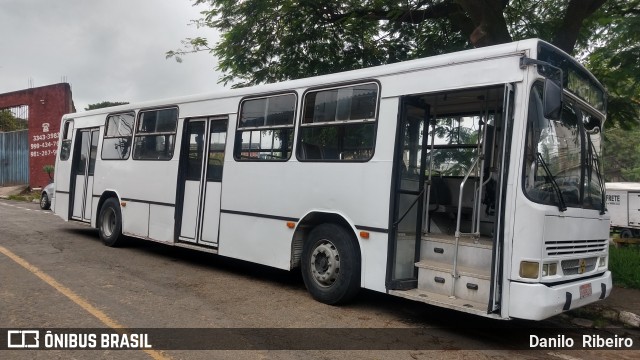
609,245 -> 640,289
603,125 -> 640,181
585,0 -> 640,128
43,165 -> 55,181
173,0 -> 638,128
85,101 -> 129,111
0,109 -> 28,132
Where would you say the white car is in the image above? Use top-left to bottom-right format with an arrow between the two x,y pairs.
40,183 -> 55,210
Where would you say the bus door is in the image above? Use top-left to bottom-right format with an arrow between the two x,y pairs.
70,128 -> 99,222
388,97 -> 430,289
177,117 -> 228,246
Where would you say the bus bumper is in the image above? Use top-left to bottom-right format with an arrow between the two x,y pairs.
508,271 -> 612,321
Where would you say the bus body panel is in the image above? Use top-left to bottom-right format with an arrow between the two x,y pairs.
380,55 -> 524,99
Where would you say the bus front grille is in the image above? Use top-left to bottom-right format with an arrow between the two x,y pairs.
545,239 -> 608,256
561,257 -> 597,275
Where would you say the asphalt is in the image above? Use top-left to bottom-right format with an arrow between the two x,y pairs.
0,184 -> 637,329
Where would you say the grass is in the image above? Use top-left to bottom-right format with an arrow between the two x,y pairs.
609,244 -> 640,289
7,190 -> 41,203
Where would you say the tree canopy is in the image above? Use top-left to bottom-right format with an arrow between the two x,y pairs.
169,0 -> 639,127
0,109 -> 28,132
85,101 -> 129,111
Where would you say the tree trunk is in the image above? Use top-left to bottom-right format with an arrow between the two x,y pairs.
455,0 -> 512,47
553,0 -> 607,54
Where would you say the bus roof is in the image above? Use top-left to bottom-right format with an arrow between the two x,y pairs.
65,38 -> 556,120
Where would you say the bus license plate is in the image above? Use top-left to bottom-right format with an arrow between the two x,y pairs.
579,284 -> 592,299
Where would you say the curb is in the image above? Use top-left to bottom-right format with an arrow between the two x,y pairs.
570,306 -> 640,329
618,311 -> 640,328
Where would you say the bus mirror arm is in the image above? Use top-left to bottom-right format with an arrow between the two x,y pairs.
520,57 -> 564,121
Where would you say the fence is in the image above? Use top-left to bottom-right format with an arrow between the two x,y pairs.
0,130 -> 29,186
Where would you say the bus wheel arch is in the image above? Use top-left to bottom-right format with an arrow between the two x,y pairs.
96,192 -> 124,247
294,212 -> 362,304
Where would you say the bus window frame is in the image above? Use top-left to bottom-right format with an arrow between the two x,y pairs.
59,119 -> 74,161
132,106 -> 179,161
233,91 -> 298,162
101,111 -> 136,161
296,80 -> 381,163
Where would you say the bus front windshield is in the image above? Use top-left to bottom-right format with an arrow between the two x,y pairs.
523,83 -> 605,212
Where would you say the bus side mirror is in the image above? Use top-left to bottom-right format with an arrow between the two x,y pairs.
543,78 -> 563,120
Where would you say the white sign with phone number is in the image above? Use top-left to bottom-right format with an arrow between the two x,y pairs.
30,123 -> 59,158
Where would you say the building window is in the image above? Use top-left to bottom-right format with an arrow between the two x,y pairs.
133,108 -> 178,160
297,83 -> 378,161
234,93 -> 296,161
59,120 -> 73,161
102,112 -> 135,160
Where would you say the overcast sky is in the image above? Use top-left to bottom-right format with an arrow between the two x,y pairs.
0,0 -> 224,111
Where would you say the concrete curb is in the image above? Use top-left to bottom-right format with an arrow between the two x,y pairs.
619,311 -> 640,328
586,306 -> 640,329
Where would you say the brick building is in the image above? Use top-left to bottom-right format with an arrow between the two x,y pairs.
0,83 -> 76,188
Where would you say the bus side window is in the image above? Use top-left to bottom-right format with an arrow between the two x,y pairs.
133,108 -> 178,160
234,93 -> 296,161
102,112 -> 135,160
60,120 -> 74,161
297,83 -> 378,162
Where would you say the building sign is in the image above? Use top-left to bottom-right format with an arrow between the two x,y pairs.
30,123 -> 59,158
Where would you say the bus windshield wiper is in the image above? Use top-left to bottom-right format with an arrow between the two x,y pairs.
537,152 -> 567,212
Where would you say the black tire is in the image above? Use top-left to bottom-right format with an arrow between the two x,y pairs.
40,193 -> 50,210
620,229 -> 633,238
301,223 -> 361,305
99,198 -> 124,247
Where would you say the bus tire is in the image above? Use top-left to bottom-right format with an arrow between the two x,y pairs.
301,223 -> 361,305
99,198 -> 123,247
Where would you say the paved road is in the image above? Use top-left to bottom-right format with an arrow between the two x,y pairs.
0,199 -> 637,359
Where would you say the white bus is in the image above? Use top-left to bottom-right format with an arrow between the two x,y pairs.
52,39 -> 611,321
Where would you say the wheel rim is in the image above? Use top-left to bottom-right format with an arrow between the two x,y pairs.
310,239 -> 341,288
102,207 -> 116,237
40,195 -> 47,207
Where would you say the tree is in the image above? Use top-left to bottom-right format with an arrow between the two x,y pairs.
0,109 -> 28,132
169,0 -> 639,127
584,1 -> 640,128
603,125 -> 640,181
85,101 -> 129,111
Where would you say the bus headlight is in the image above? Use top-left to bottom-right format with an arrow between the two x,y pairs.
599,256 -> 607,268
542,263 -> 557,277
520,261 -> 539,279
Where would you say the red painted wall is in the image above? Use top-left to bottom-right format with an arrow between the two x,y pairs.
0,83 -> 76,188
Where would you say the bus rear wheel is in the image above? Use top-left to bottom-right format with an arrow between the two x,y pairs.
301,223 -> 361,305
99,198 -> 123,247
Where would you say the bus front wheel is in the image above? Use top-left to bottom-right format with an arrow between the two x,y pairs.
99,198 -> 123,247
301,223 -> 361,305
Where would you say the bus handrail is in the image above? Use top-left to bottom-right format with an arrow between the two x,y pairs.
450,156 -> 479,297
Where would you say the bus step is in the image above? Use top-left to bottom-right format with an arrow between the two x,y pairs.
415,260 -> 490,305
420,236 -> 492,270
389,288 -> 498,319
